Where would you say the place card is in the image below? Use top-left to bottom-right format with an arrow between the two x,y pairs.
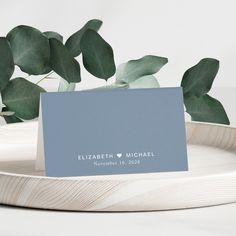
36,87 -> 188,177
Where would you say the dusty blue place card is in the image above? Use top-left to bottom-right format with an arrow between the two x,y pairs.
37,87 -> 188,177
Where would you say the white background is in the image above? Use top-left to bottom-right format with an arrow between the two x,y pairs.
1,1 -> 236,235
0,203 -> 236,236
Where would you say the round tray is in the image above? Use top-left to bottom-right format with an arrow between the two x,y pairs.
0,121 -> 236,211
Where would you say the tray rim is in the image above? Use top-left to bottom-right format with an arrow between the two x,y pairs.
1,121 -> 236,211
0,121 -> 236,180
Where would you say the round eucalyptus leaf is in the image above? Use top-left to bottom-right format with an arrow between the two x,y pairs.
7,25 -> 50,75
128,75 -> 160,88
181,58 -> 219,96
184,93 -> 230,125
91,75 -> 159,90
1,77 -> 46,120
81,29 -> 116,80
65,19 -> 102,57
0,93 -> 3,112
40,66 -> 52,75
116,55 -> 168,84
58,78 -> 76,92
43,31 -> 63,42
49,38 -> 81,83
0,37 -> 14,91
41,31 -> 64,74
92,82 -> 128,91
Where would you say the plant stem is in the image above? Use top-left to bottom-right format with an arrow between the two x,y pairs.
36,71 -> 54,85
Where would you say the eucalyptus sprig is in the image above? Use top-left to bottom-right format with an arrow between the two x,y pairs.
181,58 -> 229,125
0,19 -> 230,125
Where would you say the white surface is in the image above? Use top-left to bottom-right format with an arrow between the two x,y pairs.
0,204 -> 236,236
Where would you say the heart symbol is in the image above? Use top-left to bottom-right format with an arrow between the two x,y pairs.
117,153 -> 122,158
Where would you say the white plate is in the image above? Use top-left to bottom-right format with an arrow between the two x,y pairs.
0,121 -> 236,211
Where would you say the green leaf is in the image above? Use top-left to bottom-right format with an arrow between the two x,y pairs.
92,75 -> 160,90
49,38 -> 81,83
43,31 -> 63,42
1,107 -> 22,123
65,19 -> 103,57
181,58 -> 219,96
3,115 -> 23,123
0,93 -> 3,112
92,75 -> 159,91
58,78 -> 76,92
128,75 -> 160,88
116,55 -> 168,84
0,37 -> 14,91
81,29 -> 116,80
7,25 -> 50,75
42,31 -> 64,75
184,93 -> 230,125
92,82 -> 128,90
40,66 -> 52,75
1,77 -> 45,120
